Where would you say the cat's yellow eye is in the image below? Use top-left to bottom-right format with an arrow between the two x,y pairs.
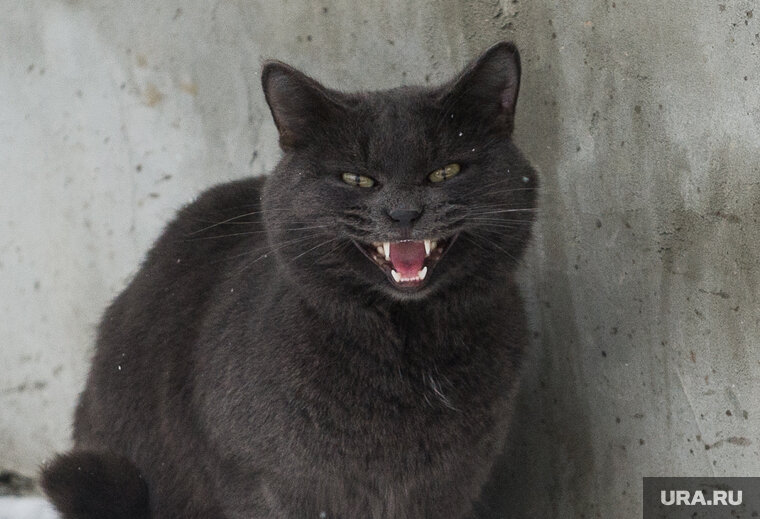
428,163 -> 461,183
341,173 -> 375,188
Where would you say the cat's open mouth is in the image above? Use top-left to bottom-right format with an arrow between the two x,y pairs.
355,237 -> 456,290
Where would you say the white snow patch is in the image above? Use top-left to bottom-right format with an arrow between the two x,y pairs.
0,497 -> 59,519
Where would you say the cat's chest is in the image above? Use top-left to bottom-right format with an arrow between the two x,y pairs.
283,311 -> 509,444
199,291 -> 515,458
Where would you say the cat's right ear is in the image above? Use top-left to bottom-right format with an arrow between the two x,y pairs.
262,61 -> 344,150
438,41 -> 521,135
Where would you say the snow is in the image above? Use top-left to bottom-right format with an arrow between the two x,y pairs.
0,497 -> 59,519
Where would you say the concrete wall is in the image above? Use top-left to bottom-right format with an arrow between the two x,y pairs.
2,0 -> 759,516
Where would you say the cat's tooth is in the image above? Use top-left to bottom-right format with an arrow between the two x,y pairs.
376,245 -> 384,255
383,242 -> 391,261
391,269 -> 401,283
424,239 -> 432,256
418,266 -> 428,280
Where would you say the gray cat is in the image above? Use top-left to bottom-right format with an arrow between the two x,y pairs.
41,41 -> 537,519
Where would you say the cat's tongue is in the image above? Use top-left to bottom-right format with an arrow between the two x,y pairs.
389,241 -> 426,278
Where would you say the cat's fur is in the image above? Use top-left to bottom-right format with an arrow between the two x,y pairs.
41,41 -> 537,518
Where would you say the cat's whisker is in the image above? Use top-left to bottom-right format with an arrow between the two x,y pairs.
217,233 -> 331,265
306,241 -> 352,267
193,213 -> 306,226
467,226 -> 533,234
468,207 -> 538,213
255,233 -> 330,253
186,210 -> 266,235
461,170 -> 525,188
466,186 -> 538,197
186,207 -> 299,235
466,228 -> 532,236
467,210 -> 536,217
459,177 -> 512,194
466,227 -> 532,236
457,238 -> 520,286
482,187 -> 539,195
287,237 -> 340,262
467,226 -> 533,233
466,223 -> 533,230
459,233 -> 491,253
467,212 -> 535,219
463,231 -> 521,264
468,213 -> 534,218
184,225 -> 329,242
202,220 -> 266,226
467,217 -> 534,224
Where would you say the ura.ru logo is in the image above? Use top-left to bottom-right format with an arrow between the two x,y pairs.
661,489 -> 742,506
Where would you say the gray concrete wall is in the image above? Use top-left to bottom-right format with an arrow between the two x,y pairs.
2,0 -> 759,516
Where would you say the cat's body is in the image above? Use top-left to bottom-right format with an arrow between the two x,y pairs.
42,42 -> 537,519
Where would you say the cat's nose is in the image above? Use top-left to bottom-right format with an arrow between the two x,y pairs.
387,207 -> 423,226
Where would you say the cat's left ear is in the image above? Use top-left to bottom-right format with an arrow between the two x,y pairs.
438,41 -> 521,134
262,61 -> 345,149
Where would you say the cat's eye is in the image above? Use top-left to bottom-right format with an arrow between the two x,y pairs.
428,163 -> 461,183
341,173 -> 376,188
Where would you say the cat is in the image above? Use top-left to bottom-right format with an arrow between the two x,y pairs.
41,41 -> 537,519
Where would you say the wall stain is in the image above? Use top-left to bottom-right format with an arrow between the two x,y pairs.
143,83 -> 164,107
179,81 -> 198,96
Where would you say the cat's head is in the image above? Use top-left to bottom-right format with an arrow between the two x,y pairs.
261,42 -> 537,302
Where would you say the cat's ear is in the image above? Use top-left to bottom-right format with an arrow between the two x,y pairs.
439,41 -> 521,134
262,61 -> 345,149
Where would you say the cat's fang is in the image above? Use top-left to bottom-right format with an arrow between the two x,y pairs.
391,269 -> 401,283
424,240 -> 432,256
383,242 -> 391,261
418,266 -> 428,280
